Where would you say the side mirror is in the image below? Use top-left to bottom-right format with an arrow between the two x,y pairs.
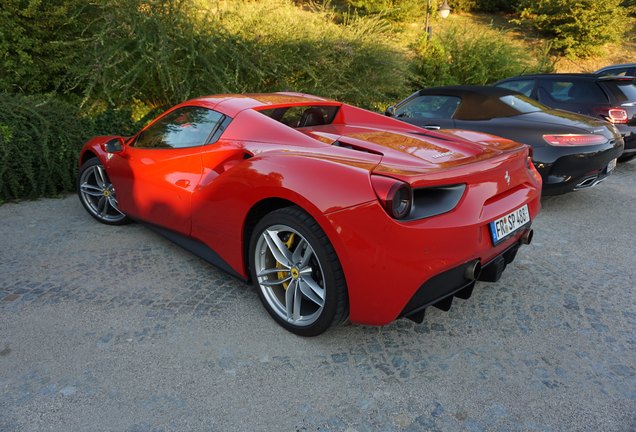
385,106 -> 396,117
104,137 -> 125,154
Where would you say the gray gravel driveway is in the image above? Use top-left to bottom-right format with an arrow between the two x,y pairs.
1,162 -> 635,432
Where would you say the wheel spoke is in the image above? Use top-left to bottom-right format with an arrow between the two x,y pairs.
108,197 -> 124,216
299,243 -> 314,268
263,229 -> 293,268
292,237 -> 307,264
285,279 -> 297,320
94,165 -> 107,188
292,282 -> 302,321
100,197 -> 111,216
80,183 -> 103,197
300,277 -> 325,307
257,268 -> 290,277
97,196 -> 106,214
260,276 -> 292,287
299,278 -> 324,307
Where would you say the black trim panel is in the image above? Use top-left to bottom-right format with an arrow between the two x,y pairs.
408,184 -> 466,220
141,222 -> 246,281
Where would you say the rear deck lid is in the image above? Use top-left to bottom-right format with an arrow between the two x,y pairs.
304,126 -> 525,172
512,111 -> 619,140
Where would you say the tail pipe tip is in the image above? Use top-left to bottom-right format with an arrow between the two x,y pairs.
464,259 -> 482,281
521,228 -> 534,245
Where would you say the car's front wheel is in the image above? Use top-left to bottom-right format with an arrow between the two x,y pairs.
249,207 -> 348,336
77,158 -> 129,225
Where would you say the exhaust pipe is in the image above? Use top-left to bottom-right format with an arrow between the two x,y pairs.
463,259 -> 482,280
520,229 -> 534,245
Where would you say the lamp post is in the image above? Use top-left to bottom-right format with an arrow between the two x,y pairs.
425,0 -> 452,38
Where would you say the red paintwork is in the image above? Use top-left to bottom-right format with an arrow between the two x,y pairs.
80,92 -> 542,325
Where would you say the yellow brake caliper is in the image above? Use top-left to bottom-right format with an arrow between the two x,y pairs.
277,233 -> 295,290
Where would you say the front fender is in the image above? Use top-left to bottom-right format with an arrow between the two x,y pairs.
79,136 -> 124,166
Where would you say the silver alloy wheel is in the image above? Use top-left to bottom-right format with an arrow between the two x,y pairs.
79,164 -> 126,223
254,224 -> 326,327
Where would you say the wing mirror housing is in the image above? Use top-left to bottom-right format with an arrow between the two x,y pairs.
103,137 -> 126,154
385,105 -> 396,117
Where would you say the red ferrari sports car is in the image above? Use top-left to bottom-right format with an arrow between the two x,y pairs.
78,93 -> 542,336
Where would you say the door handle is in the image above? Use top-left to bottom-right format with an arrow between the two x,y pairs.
424,125 -> 441,130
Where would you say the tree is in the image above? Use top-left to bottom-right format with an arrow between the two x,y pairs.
516,0 -> 629,57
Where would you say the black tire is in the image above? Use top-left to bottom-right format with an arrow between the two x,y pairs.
249,206 -> 348,336
77,158 -> 130,225
618,153 -> 636,163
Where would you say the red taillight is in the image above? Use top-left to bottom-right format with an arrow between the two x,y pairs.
370,175 -> 412,220
607,108 -> 628,124
542,134 -> 607,146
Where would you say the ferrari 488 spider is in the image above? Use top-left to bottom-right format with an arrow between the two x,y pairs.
78,93 -> 542,336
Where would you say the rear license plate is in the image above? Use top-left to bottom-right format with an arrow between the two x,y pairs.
607,158 -> 617,173
489,204 -> 530,245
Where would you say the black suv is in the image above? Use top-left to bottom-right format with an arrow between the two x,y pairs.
495,74 -> 636,162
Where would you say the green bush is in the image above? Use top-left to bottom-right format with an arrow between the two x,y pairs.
621,0 -> 636,14
343,0 -> 424,21
411,23 -> 554,88
0,93 -> 150,202
0,94 -> 90,201
475,0 -> 520,12
0,0 -> 409,111
448,0 -> 477,13
516,0 -> 629,57
0,0 -> 100,95
72,0 -> 409,111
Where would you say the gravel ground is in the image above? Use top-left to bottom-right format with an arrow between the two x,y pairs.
1,162 -> 635,432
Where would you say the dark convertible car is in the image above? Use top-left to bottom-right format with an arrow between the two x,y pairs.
386,86 -> 624,195
495,74 -> 636,162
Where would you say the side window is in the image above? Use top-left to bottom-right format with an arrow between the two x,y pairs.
134,107 -> 224,149
602,81 -> 636,103
395,95 -> 461,119
539,80 -> 608,103
496,80 -> 535,97
259,105 -> 339,128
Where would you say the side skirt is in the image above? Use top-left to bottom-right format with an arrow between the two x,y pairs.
141,222 -> 247,281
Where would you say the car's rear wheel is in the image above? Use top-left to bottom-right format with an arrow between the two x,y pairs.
77,158 -> 129,225
249,207 -> 348,336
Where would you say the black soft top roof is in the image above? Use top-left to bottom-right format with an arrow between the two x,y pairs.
418,85 -> 518,97
415,85 -> 544,120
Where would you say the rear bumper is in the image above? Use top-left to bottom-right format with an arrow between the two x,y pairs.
533,139 -> 623,195
399,239 -> 526,322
